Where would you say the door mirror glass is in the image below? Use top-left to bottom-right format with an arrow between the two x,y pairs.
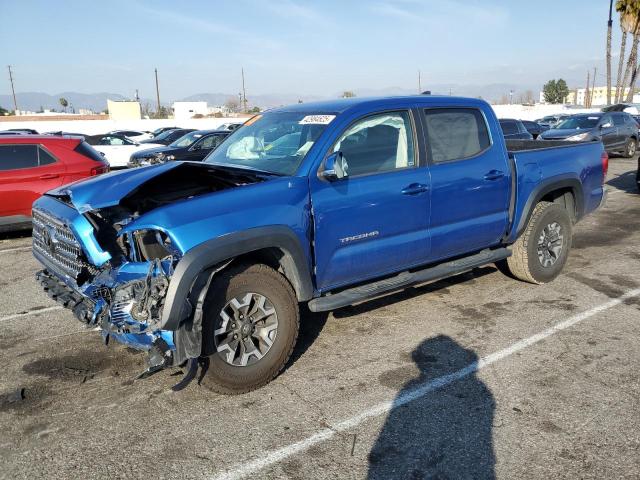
322,151 -> 349,181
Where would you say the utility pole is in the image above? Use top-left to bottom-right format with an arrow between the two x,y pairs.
418,70 -> 422,94
154,68 -> 161,115
241,68 -> 247,113
585,70 -> 590,107
607,0 -> 613,105
592,67 -> 597,106
7,65 -> 18,113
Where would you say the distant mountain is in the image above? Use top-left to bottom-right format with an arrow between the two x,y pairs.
181,92 -> 326,108
0,83 -> 542,113
0,92 -> 140,113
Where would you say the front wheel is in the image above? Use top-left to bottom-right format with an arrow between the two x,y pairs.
505,202 -> 572,284
623,137 -> 637,158
200,263 -> 299,394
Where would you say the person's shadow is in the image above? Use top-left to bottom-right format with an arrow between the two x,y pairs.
368,335 -> 495,480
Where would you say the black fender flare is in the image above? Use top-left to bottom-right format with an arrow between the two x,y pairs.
514,177 -> 584,238
160,226 -> 314,331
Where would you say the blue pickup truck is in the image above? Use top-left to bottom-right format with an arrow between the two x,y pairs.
32,96 -> 607,393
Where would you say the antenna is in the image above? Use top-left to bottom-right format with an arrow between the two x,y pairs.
418,70 -> 422,94
8,65 -> 18,112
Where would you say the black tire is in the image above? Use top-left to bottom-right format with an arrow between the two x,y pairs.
623,137 -> 637,158
200,263 -> 299,394
505,201 -> 572,284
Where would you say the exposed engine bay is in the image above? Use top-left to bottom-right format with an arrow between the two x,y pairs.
35,163 -> 270,378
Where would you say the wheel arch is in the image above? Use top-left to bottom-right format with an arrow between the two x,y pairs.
160,226 -> 314,331
514,178 -> 584,240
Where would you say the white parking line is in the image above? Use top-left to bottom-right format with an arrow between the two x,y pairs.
0,306 -> 64,323
0,246 -> 31,254
210,287 -> 640,480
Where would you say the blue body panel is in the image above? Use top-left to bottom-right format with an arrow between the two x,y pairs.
32,95 -> 606,354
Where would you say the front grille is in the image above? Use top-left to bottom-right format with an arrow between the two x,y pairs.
32,209 -> 91,283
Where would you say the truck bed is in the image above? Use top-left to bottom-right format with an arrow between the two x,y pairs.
505,139 -> 594,152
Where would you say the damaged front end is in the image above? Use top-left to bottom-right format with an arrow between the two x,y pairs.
32,162 -> 267,377
35,212 -> 183,375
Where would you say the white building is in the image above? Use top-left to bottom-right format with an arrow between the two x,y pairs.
173,101 -> 209,120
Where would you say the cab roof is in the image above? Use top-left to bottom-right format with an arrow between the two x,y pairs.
268,95 -> 491,115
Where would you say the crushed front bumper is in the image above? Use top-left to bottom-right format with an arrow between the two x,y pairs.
36,269 -> 176,367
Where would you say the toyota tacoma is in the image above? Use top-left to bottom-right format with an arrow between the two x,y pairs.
32,96 -> 607,393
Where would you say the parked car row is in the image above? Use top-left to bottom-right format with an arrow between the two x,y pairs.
538,111 -> 638,157
0,122 -> 243,230
0,135 -> 109,231
0,123 -> 242,169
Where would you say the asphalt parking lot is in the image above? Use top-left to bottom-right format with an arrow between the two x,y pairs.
0,158 -> 639,480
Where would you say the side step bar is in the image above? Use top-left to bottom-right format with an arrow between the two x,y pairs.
308,247 -> 511,312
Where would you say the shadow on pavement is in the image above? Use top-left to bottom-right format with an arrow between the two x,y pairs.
607,169 -> 638,194
0,228 -> 32,241
368,335 -> 495,480
333,266 -> 498,318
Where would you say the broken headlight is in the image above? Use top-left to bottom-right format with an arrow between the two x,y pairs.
125,229 -> 178,262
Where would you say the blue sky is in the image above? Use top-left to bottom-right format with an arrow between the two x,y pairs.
0,0 -> 617,99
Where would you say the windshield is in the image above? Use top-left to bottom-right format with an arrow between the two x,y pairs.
555,116 -> 600,130
170,131 -> 204,148
153,129 -> 179,141
204,112 -> 333,175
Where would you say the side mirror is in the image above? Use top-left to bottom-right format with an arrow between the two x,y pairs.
600,122 -> 612,129
321,152 -> 349,181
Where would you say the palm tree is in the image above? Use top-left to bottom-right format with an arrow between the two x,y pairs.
615,0 -> 640,102
607,0 -> 614,105
59,97 -> 69,113
624,2 -> 640,101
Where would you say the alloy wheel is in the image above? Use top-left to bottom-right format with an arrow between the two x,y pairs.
536,222 -> 563,267
214,292 -> 278,367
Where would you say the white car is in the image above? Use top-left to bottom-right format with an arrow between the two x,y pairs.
87,134 -> 164,168
107,129 -> 154,142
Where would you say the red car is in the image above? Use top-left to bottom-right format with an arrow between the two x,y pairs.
0,135 -> 109,231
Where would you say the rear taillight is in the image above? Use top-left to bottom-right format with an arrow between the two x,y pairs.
90,165 -> 109,176
601,151 -> 609,184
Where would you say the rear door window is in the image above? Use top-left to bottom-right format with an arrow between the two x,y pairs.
0,144 -> 39,171
612,114 -> 625,126
38,146 -> 57,165
499,121 -> 518,136
424,109 -> 491,163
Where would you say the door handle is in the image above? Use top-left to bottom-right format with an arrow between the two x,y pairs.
401,183 -> 429,195
483,170 -> 504,181
39,173 -> 59,180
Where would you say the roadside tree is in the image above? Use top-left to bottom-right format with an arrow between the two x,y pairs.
543,79 -> 569,104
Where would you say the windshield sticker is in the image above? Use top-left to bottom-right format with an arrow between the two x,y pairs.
244,115 -> 262,126
299,115 -> 336,125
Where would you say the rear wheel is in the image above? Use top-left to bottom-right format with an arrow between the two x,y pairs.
623,137 -> 637,158
505,201 -> 572,284
200,263 -> 299,394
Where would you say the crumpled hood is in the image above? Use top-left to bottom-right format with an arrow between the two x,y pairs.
47,162 -> 182,213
